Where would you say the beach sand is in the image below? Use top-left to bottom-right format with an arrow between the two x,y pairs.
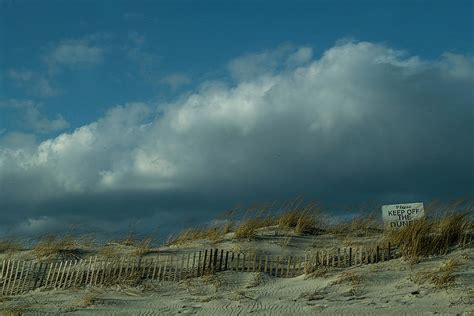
1,228 -> 472,315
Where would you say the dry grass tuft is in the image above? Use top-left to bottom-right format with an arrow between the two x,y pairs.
245,272 -> 264,288
0,239 -> 22,253
167,226 -> 227,245
384,212 -> 471,262
33,235 -> 80,260
82,293 -> 97,306
329,214 -> 381,237
234,217 -> 276,239
411,258 -> 464,289
98,244 -> 121,258
202,273 -> 225,293
278,203 -> 321,235
304,267 -> 329,279
332,271 -> 363,286
132,237 -> 154,257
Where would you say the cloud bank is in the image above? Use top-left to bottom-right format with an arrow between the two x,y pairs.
1,41 -> 473,237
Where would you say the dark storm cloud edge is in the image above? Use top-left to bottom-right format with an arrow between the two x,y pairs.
0,41 -> 473,238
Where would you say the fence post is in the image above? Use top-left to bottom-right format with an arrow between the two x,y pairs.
3,260 -> 12,295
191,252 -> 196,277
286,256 -> 292,277
11,260 -> 24,295
208,249 -> 213,273
0,260 -> 5,284
202,250 -> 208,276
376,246 -> 380,263
224,251 -> 229,271
275,256 -> 280,276
213,249 -> 218,273
196,251 -> 201,277
349,248 -> 352,266
388,242 -> 391,260
61,261 -> 71,288
17,261 -> 28,294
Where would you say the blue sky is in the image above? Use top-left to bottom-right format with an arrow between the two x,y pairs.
1,0 -> 472,131
0,0 -> 473,238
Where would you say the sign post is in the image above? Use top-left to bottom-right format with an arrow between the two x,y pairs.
382,202 -> 424,229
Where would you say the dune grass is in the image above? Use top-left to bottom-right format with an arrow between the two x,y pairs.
0,239 -> 22,253
384,211 -> 471,263
411,257 -> 465,289
235,216 -> 277,239
30,233 -> 96,260
33,235 -> 79,260
167,226 -> 229,245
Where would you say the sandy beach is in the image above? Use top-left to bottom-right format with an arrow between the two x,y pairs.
1,225 -> 472,315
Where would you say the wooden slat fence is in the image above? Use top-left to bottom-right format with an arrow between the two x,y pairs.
0,242 -> 397,296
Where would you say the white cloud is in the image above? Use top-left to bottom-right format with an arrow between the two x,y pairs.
227,43 -> 313,81
1,41 -> 473,235
0,99 -> 69,133
44,39 -> 103,68
9,69 -> 59,97
159,73 -> 191,90
126,32 -> 162,83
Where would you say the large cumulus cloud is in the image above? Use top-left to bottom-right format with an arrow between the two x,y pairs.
1,41 -> 473,237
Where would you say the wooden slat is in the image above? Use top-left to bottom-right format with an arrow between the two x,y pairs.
72,260 -> 82,288
44,262 -> 54,289
1,260 -> 11,295
64,261 -> 73,289
280,256 -> 285,276
10,260 -> 23,296
185,253 -> 191,278
173,256 -> 179,281
151,257 -> 158,280
0,260 -> 6,282
179,254 -> 185,281
59,261 -> 69,289
192,252 -> 197,277
202,250 -> 208,276
84,257 -> 93,285
197,251 -> 202,277
53,261 -> 64,289
286,256 -> 291,277
21,261 -> 34,293
292,255 -> 297,276
89,256 -> 98,286
129,257 -> 135,280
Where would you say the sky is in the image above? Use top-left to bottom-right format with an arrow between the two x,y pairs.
0,0 -> 473,240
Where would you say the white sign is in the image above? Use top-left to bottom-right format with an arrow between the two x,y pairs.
382,202 -> 424,228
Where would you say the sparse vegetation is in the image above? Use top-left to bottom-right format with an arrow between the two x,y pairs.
304,266 -> 329,279
33,235 -> 80,260
384,212 -> 471,263
235,216 -> 276,239
0,239 -> 22,253
245,272 -> 264,288
167,227 -> 228,245
411,258 -> 464,289
332,271 -> 363,286
329,213 -> 382,237
132,237 -> 154,256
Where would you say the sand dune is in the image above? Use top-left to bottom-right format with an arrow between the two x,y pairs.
1,227 -> 472,315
